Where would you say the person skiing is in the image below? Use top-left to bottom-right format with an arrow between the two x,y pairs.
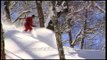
18,15 -> 36,32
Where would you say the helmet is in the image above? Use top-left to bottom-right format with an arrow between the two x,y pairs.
32,15 -> 35,18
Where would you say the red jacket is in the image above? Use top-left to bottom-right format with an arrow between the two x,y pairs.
19,17 -> 35,27
25,17 -> 33,26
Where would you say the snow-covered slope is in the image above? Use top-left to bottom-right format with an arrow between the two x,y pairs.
2,22 -> 105,59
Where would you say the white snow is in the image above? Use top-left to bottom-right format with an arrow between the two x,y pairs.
56,6 -> 63,12
2,21 -> 105,59
44,5 -> 54,28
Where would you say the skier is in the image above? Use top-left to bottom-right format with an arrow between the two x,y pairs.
18,15 -> 36,32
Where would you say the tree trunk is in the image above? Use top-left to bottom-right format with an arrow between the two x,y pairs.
47,20 -> 54,31
51,1 -> 65,60
4,1 -> 11,21
66,1 -> 73,48
80,9 -> 88,49
1,22 -> 6,59
80,37 -> 84,49
68,31 -> 73,48
36,1 -> 44,27
67,15 -> 73,48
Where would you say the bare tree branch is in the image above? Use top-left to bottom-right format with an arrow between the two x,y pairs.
12,10 -> 31,23
71,28 -> 83,46
95,2 -> 105,13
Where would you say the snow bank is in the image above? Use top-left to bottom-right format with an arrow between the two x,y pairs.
4,25 -> 59,59
2,22 -> 105,59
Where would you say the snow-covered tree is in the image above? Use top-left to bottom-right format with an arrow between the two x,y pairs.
51,1 -> 65,59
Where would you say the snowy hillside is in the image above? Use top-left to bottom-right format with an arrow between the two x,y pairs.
2,21 -> 105,59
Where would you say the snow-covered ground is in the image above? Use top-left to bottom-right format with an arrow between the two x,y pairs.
2,21 -> 105,59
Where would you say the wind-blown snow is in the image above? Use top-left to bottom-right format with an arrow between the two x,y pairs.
2,21 -> 105,59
